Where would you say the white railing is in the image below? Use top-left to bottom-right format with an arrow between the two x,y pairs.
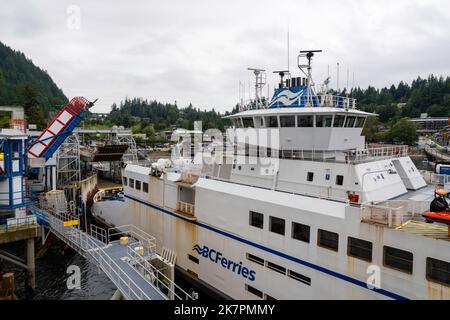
0,215 -> 37,231
126,246 -> 193,300
43,211 -> 153,300
108,225 -> 157,252
240,145 -> 409,164
35,207 -> 192,300
238,93 -> 357,111
176,201 -> 195,215
420,171 -> 450,186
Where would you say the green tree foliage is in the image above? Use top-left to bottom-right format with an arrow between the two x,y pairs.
0,41 -> 67,130
16,82 -> 46,129
386,118 -> 418,145
0,42 -> 67,112
107,98 -> 230,132
352,74 -> 450,123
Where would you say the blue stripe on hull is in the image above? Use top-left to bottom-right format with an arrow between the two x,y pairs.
124,194 -> 408,300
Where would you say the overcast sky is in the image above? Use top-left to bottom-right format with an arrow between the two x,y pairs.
1,0 -> 449,113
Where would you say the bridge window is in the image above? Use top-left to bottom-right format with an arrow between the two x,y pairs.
266,261 -> 286,275
426,257 -> 450,286
355,117 -> 366,128
383,246 -> 413,274
336,175 -> 344,186
316,115 -> 333,127
288,270 -> 311,286
345,116 -> 356,128
348,237 -> 372,262
249,211 -> 264,229
129,178 -> 135,188
143,182 -> 149,193
234,118 -> 243,128
292,222 -> 310,243
265,116 -> 279,128
135,180 -> 141,191
297,115 -> 314,127
333,115 -> 346,127
123,177 -> 127,186
307,172 -> 314,182
280,115 -> 295,127
246,253 -> 264,266
242,117 -> 254,128
269,216 -> 285,235
318,229 -> 339,251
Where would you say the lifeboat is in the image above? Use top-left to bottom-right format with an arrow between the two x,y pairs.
422,211 -> 450,225
422,189 -> 450,236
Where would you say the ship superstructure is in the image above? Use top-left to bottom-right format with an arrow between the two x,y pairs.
92,50 -> 450,300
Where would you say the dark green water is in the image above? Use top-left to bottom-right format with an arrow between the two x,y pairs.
0,237 -> 116,300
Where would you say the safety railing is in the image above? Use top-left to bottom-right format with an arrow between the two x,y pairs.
176,201 -> 195,215
108,225 -> 157,253
420,171 -> 450,186
0,215 -> 37,232
234,145 -> 408,164
42,210 -> 155,300
126,246 -> 193,300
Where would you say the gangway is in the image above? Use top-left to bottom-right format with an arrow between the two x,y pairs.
28,97 -> 96,161
30,206 -> 192,300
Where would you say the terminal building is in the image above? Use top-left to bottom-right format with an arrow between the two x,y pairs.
410,114 -> 450,133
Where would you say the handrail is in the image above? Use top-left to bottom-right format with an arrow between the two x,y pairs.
40,208 -> 159,300
126,246 -> 192,300
108,224 -> 157,252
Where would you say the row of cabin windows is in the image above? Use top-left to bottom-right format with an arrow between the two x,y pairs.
245,284 -> 276,300
246,253 -> 311,286
233,114 -> 366,129
306,172 -> 344,185
249,211 -> 450,286
123,177 -> 149,193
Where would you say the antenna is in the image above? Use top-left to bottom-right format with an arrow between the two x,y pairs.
287,30 -> 290,72
298,50 -> 322,106
352,71 -> 355,98
273,70 -> 290,89
248,68 -> 266,109
337,62 -> 340,93
347,68 -> 349,96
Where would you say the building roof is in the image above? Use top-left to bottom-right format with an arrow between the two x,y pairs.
0,128 -> 28,139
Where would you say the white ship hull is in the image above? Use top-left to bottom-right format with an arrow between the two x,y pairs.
93,171 -> 450,300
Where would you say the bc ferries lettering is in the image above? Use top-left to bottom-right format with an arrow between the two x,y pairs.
193,245 -> 256,281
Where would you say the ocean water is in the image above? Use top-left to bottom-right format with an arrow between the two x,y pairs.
0,237 -> 116,300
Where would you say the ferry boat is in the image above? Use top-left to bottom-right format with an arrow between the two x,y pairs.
92,50 -> 450,300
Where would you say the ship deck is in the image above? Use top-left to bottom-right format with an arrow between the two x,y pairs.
395,220 -> 450,241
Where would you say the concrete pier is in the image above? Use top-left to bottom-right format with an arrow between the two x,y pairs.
0,223 -> 40,292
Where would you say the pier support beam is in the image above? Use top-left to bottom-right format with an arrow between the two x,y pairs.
26,238 -> 35,290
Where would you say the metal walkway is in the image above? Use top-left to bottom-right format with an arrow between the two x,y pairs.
30,206 -> 192,300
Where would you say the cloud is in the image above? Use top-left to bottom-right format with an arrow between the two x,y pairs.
0,0 -> 449,113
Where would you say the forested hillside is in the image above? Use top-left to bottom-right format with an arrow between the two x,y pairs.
352,75 -> 450,123
0,41 -> 67,128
